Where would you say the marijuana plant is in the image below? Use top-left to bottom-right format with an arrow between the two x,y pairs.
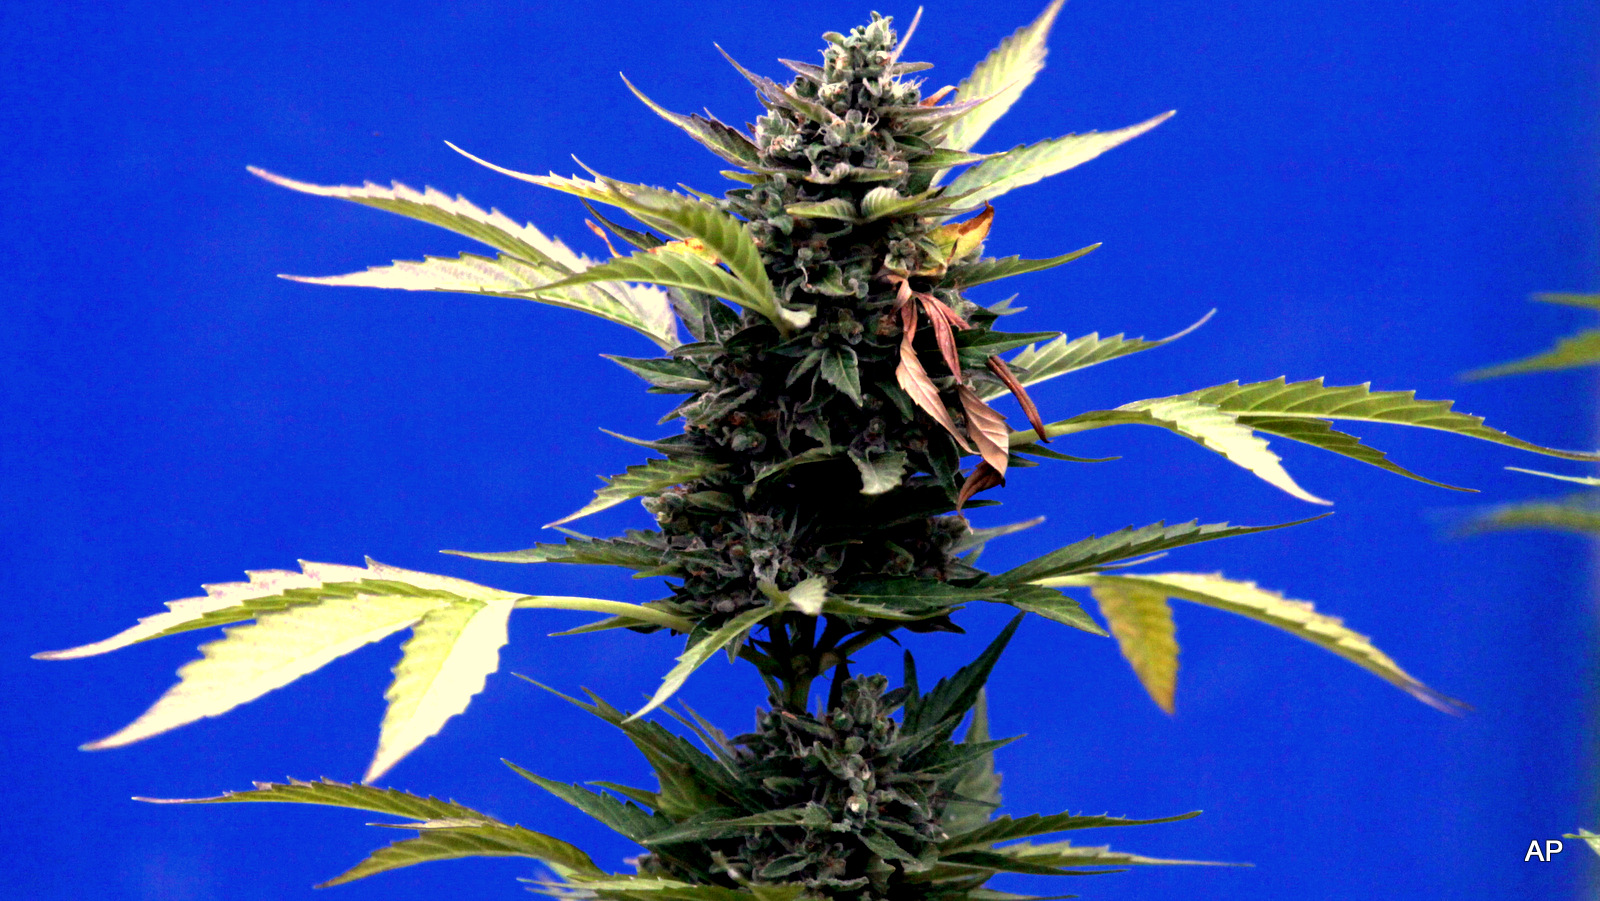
40,4 -> 1600,896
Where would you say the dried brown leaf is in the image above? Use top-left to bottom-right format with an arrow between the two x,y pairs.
986,355 -> 1049,441
959,385 -> 1011,477
919,294 -> 965,383
896,302 -> 974,452
957,461 -> 1004,509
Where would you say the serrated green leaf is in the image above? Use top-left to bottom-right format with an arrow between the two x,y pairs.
46,560 -> 529,750
991,517 -> 1323,585
748,445 -> 846,495
717,43 -> 837,125
505,760 -> 660,842
859,185 -> 952,221
945,112 -> 1175,210
143,777 -> 491,820
283,252 -> 679,351
1179,377 -> 1600,461
851,449 -> 909,495
996,583 -> 1106,635
984,311 -> 1214,399
952,516 -> 1047,560
36,559 -> 487,659
837,579 -> 998,612
1462,330 -> 1600,380
956,328 -> 1063,360
512,597 -> 693,634
947,243 -> 1100,289
1243,417 -> 1471,492
1113,399 -> 1331,505
140,778 -> 604,884
537,249 -> 779,330
548,457 -> 722,528
443,533 -> 667,570
528,682 -> 755,818
786,197 -> 859,220
1062,572 -> 1460,713
367,598 -> 514,782
605,355 -> 713,392
942,810 -> 1201,853
643,806 -> 828,846
943,0 -> 1067,152
446,145 -> 802,331
1000,839 -> 1237,868
906,616 -> 1021,735
1088,582 -> 1178,714
620,74 -> 761,167
249,168 -> 677,349
631,605 -> 780,721
250,168 -> 582,268
318,822 -> 602,887
820,345 -> 864,406
1014,378 -> 1600,487
942,691 -> 1003,835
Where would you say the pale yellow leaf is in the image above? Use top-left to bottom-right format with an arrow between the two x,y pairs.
366,598 -> 516,783
85,592 -> 447,749
1120,398 -> 1330,505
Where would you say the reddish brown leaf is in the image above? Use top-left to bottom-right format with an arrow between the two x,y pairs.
921,295 -> 970,329
896,302 -> 974,452
918,294 -> 964,383
957,461 -> 1005,509
958,385 -> 1011,478
920,85 -> 956,107
986,355 -> 1049,442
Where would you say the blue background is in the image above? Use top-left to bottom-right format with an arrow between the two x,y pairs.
5,1 -> 1598,898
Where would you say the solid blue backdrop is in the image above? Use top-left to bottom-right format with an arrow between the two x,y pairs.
5,1 -> 1598,898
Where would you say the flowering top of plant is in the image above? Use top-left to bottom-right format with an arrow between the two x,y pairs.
41,4 -> 1600,897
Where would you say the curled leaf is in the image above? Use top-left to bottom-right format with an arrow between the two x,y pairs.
986,355 -> 1049,440
896,301 -> 974,451
958,461 -> 1005,509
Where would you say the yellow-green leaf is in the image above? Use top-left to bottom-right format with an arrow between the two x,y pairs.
944,0 -> 1068,153
1089,580 -> 1179,714
945,112 -> 1175,210
367,598 -> 515,783
1058,572 -> 1460,713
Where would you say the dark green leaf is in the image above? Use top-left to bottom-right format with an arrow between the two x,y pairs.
605,356 -> 713,392
505,760 -> 660,842
621,74 -> 762,167
942,810 -> 1202,853
947,245 -> 1100,289
997,584 -> 1106,635
442,532 -> 667,570
990,517 -> 1326,585
820,346 -> 864,406
905,616 -> 1021,735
